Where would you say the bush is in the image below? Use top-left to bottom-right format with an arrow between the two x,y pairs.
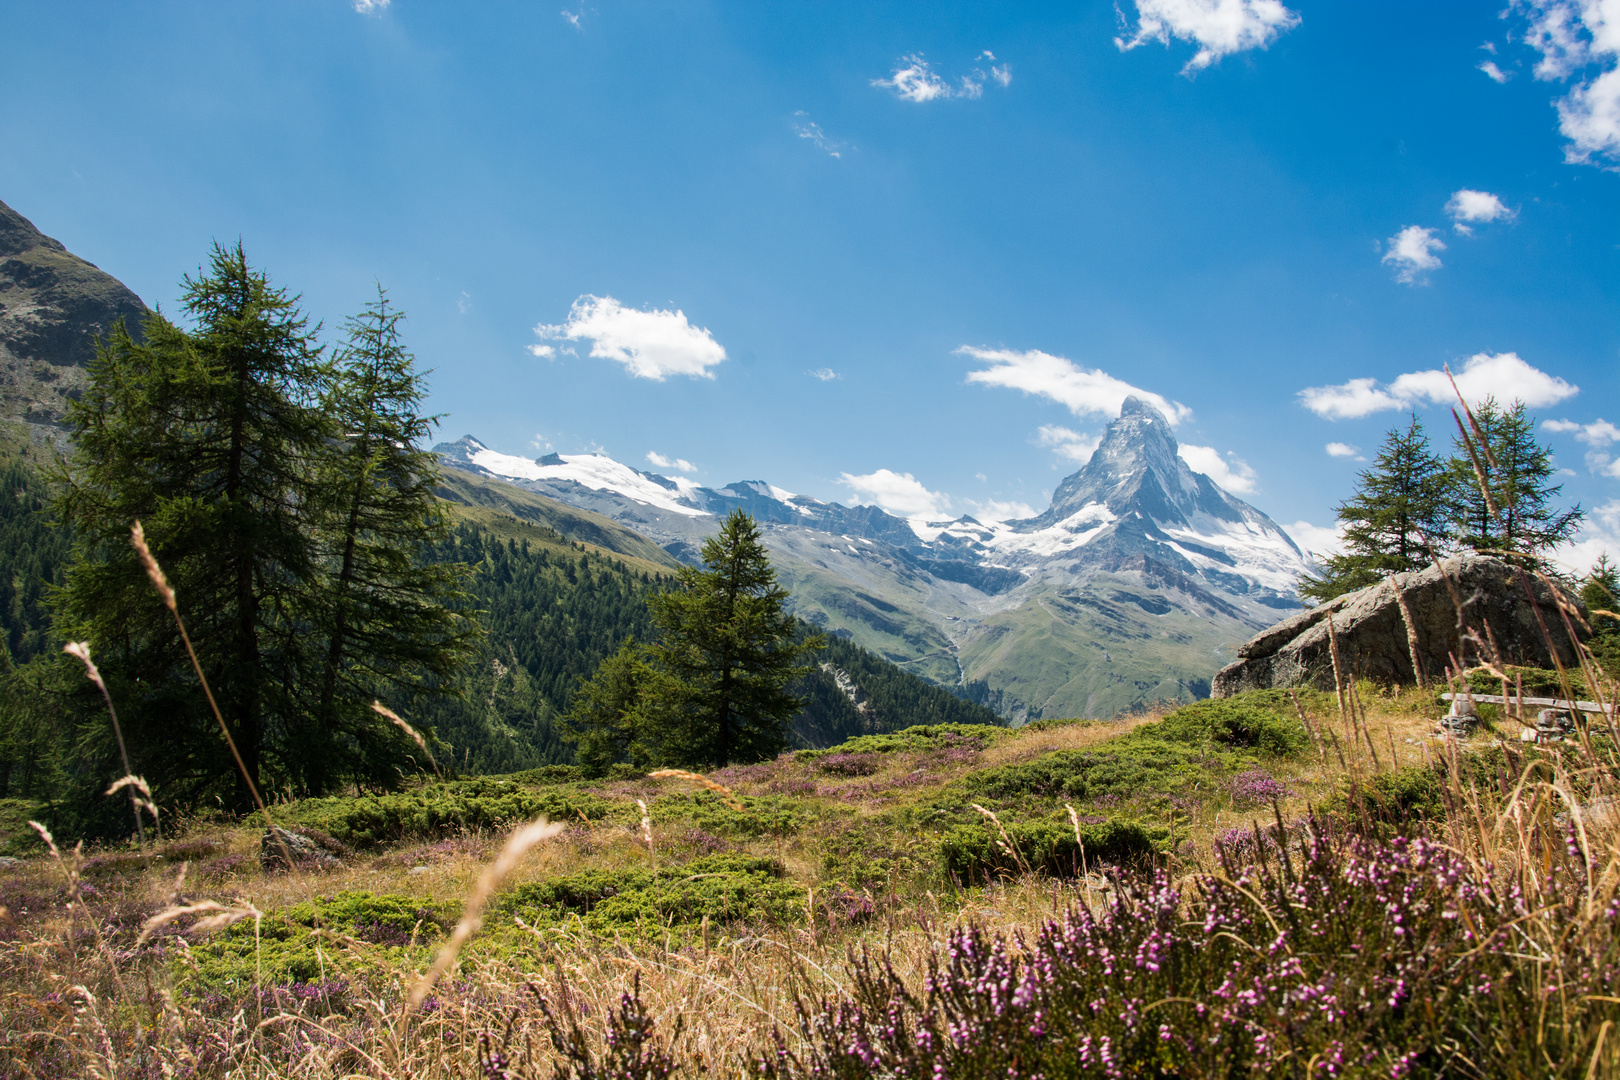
183,891 -> 456,992
796,724 -> 1006,760
961,741 -> 1206,807
937,816 -> 1158,884
650,792 -> 818,838
504,852 -> 801,938
1147,691 -> 1312,756
280,779 -> 620,847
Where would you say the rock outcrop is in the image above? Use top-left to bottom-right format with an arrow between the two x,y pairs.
260,827 -> 342,872
1212,555 -> 1586,697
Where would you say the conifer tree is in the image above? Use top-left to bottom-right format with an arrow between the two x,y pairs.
644,510 -> 822,768
1299,415 -> 1449,602
292,288 -> 479,794
567,639 -> 655,776
1446,397 -> 1582,562
55,242 -> 330,809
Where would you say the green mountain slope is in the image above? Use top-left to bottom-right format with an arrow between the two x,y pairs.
435,466 -> 679,571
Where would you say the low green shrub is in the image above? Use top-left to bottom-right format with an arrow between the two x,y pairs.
937,815 -> 1158,884
650,792 -> 818,838
0,798 -> 46,856
961,741 -> 1208,808
1145,690 -> 1315,756
796,723 -> 1007,760
280,779 -> 621,847
181,891 -> 456,992
504,852 -> 801,938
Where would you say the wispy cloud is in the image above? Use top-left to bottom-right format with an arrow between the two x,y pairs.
1325,442 -> 1362,459
353,0 -> 389,12
873,52 -> 1010,103
561,9 -> 582,30
1517,0 -> 1620,168
1300,351 -> 1579,419
1554,498 -> 1620,575
793,112 -> 844,158
838,468 -> 951,520
646,451 -> 696,473
1178,443 -> 1258,493
1382,225 -> 1445,284
1036,424 -> 1102,463
1544,417 -> 1620,445
1479,60 -> 1512,82
1116,0 -> 1301,76
1545,417 -> 1620,478
1285,519 -> 1346,560
1445,189 -> 1516,234
961,346 -> 1193,425
808,367 -> 839,381
533,295 -> 726,381
966,497 -> 1037,522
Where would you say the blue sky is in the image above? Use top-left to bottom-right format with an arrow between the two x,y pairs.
3,0 -> 1618,568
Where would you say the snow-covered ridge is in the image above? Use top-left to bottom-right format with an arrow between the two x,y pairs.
460,439 -> 709,517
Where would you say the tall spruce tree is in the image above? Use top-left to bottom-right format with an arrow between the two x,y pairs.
55,243 -> 329,809
53,247 -> 472,814
1447,397 -> 1582,562
567,639 -> 656,776
1299,415 -> 1449,602
644,510 -> 822,768
292,288 -> 479,794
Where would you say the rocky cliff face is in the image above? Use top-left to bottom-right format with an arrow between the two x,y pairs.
0,198 -> 148,432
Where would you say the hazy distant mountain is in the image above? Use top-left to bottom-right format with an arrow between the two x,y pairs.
434,398 -> 1312,720
0,198 -> 148,435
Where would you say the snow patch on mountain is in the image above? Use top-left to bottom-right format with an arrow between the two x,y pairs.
460,439 -> 708,517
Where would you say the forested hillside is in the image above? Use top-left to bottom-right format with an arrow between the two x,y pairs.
0,434 -> 66,667
410,514 -> 1000,775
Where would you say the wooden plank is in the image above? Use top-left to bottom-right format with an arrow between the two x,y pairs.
1440,692 -> 1615,716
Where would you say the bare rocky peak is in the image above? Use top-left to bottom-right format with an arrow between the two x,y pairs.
0,197 -> 149,429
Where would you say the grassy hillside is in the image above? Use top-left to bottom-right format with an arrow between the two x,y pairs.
6,682 -> 1616,1076
435,465 -> 680,570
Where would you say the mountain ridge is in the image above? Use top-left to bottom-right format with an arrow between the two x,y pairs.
433,401 -> 1313,721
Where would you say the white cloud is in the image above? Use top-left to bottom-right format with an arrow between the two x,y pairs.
1036,424 -> 1102,463
808,367 -> 839,381
873,52 -> 1009,102
1325,441 -> 1362,459
838,468 -> 952,520
457,291 -> 472,314
1298,378 -> 1408,420
646,451 -> 696,473
966,497 -> 1037,522
533,295 -> 726,381
793,112 -> 844,158
1479,60 -> 1512,82
1285,520 -> 1346,560
1553,499 -> 1620,575
1518,0 -> 1620,168
353,0 -> 389,12
562,8 -> 582,30
1178,444 -> 1258,493
1382,225 -> 1445,283
873,54 -> 954,102
960,346 -> 1193,425
1544,417 -> 1620,445
1116,0 -> 1301,75
1445,189 -> 1515,234
528,344 -> 557,359
1300,352 -> 1580,419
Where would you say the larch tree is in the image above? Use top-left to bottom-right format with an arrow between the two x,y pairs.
1447,397 -> 1582,563
1299,415 -> 1450,602
294,287 -> 479,795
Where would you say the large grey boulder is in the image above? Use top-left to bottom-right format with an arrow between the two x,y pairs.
260,827 -> 341,873
1212,555 -> 1586,697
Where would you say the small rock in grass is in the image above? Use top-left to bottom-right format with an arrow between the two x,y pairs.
260,828 -> 340,873
409,865 -> 428,875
